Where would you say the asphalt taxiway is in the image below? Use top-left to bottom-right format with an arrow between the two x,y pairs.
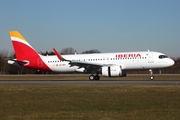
0,80 -> 180,85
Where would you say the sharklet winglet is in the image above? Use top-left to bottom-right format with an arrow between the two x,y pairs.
53,48 -> 69,61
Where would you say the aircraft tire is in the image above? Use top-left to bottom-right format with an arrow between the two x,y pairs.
89,75 -> 94,81
150,76 -> 154,80
94,75 -> 100,80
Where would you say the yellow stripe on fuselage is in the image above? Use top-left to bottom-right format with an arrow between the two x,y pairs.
9,31 -> 27,42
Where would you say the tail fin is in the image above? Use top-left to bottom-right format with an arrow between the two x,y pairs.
9,31 -> 52,71
9,31 -> 39,60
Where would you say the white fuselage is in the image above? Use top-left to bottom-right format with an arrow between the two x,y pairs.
39,51 -> 174,72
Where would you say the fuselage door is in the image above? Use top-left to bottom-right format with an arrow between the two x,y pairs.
148,53 -> 154,63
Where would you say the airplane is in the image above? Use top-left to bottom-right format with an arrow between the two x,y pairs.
8,31 -> 174,80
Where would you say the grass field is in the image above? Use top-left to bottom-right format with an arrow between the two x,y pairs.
0,84 -> 180,120
0,74 -> 180,80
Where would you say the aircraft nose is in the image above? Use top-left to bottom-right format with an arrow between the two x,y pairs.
169,59 -> 175,66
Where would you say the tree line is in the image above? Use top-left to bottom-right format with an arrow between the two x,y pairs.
0,48 -> 180,74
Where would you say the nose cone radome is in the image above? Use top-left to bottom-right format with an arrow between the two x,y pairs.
168,59 -> 175,66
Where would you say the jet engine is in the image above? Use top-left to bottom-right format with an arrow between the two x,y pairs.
75,68 -> 85,72
102,66 -> 126,77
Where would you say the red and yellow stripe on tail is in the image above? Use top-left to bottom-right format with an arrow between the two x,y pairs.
9,31 -> 52,71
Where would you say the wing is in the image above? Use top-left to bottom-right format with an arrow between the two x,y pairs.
69,60 -> 115,67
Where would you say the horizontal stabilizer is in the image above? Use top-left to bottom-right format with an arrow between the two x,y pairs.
7,59 -> 29,66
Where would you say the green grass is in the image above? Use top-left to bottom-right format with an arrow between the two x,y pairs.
0,84 -> 180,120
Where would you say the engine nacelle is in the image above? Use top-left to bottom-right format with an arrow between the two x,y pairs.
102,66 -> 126,77
75,68 -> 85,72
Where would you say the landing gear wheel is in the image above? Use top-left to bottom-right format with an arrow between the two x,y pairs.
150,76 -> 154,80
89,75 -> 94,81
149,69 -> 154,80
94,75 -> 100,80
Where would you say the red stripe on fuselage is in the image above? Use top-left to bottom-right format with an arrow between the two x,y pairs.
12,41 -> 52,72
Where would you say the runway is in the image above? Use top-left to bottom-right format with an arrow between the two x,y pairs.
0,80 -> 180,85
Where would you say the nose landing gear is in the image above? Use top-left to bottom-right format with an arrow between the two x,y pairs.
149,69 -> 154,80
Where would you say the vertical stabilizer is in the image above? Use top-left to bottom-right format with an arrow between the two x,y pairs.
9,31 -> 52,71
9,31 -> 39,60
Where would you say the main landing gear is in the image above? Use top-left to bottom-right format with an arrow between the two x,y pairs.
149,69 -> 154,80
89,74 -> 100,81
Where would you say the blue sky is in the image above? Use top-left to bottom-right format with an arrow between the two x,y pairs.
0,0 -> 180,56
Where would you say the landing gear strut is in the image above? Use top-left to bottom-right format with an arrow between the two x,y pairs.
149,69 -> 154,80
89,74 -> 100,81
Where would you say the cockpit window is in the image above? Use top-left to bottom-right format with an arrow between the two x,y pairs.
159,55 -> 168,59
